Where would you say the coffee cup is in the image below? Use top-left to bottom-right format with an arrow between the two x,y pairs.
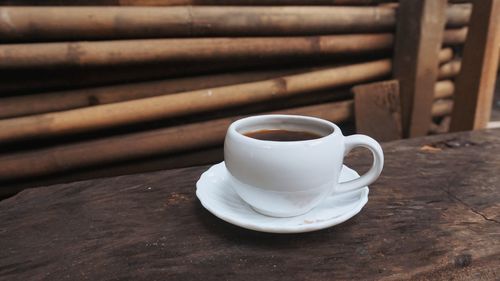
224,115 -> 383,217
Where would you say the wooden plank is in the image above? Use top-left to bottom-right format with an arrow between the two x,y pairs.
0,129 -> 499,280
393,0 -> 447,138
353,80 -> 402,142
450,0 -> 500,131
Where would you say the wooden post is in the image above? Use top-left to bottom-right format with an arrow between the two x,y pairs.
450,0 -> 500,131
393,0 -> 447,138
353,80 -> 402,142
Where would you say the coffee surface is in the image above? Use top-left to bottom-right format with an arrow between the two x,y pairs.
243,129 -> 322,141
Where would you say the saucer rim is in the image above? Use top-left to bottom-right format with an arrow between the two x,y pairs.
196,162 -> 369,234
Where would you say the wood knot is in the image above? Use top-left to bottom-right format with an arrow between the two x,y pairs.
454,254 -> 472,268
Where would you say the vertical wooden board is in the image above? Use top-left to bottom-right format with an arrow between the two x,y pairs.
450,0 -> 500,131
393,0 -> 447,138
353,80 -> 402,142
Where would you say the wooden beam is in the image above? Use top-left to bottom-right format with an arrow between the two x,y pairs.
353,80 -> 402,142
393,0 -> 447,138
450,0 -> 500,131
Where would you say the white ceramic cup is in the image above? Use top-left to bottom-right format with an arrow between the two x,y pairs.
224,115 -> 384,217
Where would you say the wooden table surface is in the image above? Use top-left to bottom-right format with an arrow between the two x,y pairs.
1,129 -> 499,281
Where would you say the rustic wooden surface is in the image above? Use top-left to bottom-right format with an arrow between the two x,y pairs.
1,129 -> 499,281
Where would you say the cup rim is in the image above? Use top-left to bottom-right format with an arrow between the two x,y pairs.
228,114 -> 340,145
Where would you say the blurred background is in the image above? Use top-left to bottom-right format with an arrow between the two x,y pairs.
0,0 -> 498,197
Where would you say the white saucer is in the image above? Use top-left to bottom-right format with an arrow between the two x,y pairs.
196,162 -> 369,233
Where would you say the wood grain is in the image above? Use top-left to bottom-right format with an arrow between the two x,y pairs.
0,129 -> 498,280
450,0 -> 500,131
393,0 -> 447,138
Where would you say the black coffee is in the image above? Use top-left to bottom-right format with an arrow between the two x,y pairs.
244,129 -> 322,141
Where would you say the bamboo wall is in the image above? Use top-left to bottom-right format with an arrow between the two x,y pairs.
0,1 -> 471,196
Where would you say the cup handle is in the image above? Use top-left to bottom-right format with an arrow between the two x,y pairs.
336,134 -> 384,194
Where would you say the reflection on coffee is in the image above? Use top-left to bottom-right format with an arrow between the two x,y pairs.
244,129 -> 322,141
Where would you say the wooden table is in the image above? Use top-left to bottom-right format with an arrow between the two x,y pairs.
1,129 -> 499,281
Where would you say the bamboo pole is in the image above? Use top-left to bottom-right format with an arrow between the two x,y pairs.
0,48 -> 454,119
0,67 -> 311,119
443,27 -> 468,45
58,80 -> 454,180
0,94 -> 454,182
437,48 -> 454,64
0,57 -> 291,95
438,60 -> 461,79
0,0 -> 472,5
0,100 -> 355,181
0,146 -> 224,198
0,47 -> 453,97
0,34 -> 394,69
0,0 -> 398,6
0,6 -> 397,41
445,4 -> 472,28
432,100 -> 453,117
0,5 -> 470,42
0,59 -> 392,143
434,80 -> 455,100
0,29 -> 465,70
